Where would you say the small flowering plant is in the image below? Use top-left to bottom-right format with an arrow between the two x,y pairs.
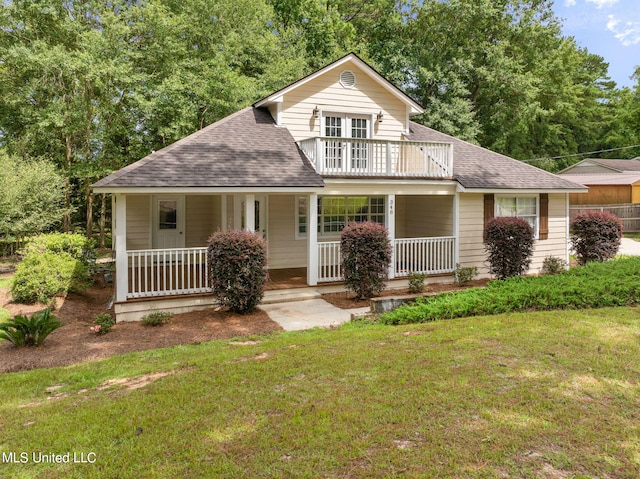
91,313 -> 115,335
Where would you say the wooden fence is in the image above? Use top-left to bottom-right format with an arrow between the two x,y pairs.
569,203 -> 640,233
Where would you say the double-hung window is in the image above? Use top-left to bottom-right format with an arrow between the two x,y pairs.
495,195 -> 539,237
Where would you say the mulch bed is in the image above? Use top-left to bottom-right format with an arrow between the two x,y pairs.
1,273 -> 490,374
0,276 -> 281,374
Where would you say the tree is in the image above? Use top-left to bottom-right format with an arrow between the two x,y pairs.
0,152 -> 66,250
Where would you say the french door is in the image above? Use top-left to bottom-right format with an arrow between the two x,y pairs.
324,114 -> 369,172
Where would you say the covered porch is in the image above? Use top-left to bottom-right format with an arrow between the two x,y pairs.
113,189 -> 459,302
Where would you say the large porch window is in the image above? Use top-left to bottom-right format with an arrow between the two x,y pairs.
297,195 -> 385,238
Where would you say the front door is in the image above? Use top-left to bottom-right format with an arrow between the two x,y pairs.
324,114 -> 369,172
152,195 -> 185,249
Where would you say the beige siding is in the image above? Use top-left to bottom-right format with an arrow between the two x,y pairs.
395,196 -> 407,238
399,196 -> 453,238
126,195 -> 151,250
267,195 -> 307,269
458,193 -> 569,277
280,62 -> 408,142
185,196 -> 216,247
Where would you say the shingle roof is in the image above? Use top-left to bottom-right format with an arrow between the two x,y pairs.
406,122 -> 586,191
574,158 -> 640,173
92,107 -> 324,189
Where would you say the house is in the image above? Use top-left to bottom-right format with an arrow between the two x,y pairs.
558,158 -> 640,205
93,53 -> 586,321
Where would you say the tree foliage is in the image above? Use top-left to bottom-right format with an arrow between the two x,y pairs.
0,153 -> 66,243
0,0 -> 639,239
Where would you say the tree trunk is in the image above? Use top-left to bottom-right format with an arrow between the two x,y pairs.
63,136 -> 72,232
86,181 -> 94,239
99,193 -> 107,248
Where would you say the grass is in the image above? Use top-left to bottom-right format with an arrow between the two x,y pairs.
1,308 -> 639,478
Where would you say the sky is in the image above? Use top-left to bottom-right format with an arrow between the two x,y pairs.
551,0 -> 640,88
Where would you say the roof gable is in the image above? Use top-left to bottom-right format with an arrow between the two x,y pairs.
254,53 -> 423,115
559,158 -> 640,174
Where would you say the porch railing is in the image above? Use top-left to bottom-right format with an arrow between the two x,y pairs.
317,236 -> 456,283
297,137 -> 453,178
394,236 -> 455,277
127,247 -> 209,299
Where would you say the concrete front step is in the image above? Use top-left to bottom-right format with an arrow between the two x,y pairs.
262,288 -> 322,304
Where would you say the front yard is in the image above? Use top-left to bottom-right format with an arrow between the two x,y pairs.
1,306 -> 639,478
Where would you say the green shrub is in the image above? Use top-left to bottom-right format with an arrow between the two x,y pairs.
485,217 -> 535,279
571,211 -> 622,265
91,313 -> 115,335
207,230 -> 267,314
541,256 -> 567,275
454,264 -> 478,285
408,272 -> 427,294
141,311 -> 173,326
22,233 -> 96,268
0,309 -> 61,347
380,256 -> 640,325
341,222 -> 392,300
11,251 -> 89,304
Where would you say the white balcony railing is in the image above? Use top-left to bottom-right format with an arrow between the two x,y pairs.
317,236 -> 456,283
127,247 -> 209,299
298,137 -> 453,178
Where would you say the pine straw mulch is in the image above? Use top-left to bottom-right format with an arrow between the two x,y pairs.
0,275 -> 281,374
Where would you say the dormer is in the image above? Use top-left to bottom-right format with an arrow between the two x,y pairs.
254,53 -> 423,142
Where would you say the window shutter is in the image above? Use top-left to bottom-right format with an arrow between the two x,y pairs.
483,194 -> 494,242
539,193 -> 549,240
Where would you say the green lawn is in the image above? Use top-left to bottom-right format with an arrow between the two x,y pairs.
1,307 -> 639,478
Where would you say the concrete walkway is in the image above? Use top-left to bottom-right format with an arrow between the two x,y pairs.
260,299 -> 370,331
619,237 -> 640,256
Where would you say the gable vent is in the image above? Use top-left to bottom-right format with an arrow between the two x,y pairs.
340,70 -> 356,88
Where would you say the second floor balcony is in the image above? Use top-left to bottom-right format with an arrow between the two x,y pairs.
297,137 -> 453,178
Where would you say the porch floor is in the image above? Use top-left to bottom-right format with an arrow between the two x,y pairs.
265,268 -> 308,290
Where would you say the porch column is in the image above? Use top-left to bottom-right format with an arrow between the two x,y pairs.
453,192 -> 460,267
307,193 -> 318,286
386,194 -> 396,279
244,194 -> 256,231
114,194 -> 128,303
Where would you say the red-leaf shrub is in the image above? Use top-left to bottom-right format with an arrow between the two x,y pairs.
485,217 -> 535,279
340,222 -> 392,299
207,230 -> 267,314
570,211 -> 622,265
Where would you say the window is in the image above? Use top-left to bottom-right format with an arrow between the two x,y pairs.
296,196 -> 386,238
158,200 -> 177,230
495,195 -> 538,237
323,114 -> 369,172
296,196 -> 308,239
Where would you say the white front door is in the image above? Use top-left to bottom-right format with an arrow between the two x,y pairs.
255,195 -> 268,240
152,195 -> 185,249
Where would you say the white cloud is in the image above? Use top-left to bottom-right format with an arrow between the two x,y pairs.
586,0 -> 619,8
607,15 -> 620,30
607,14 -> 640,46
